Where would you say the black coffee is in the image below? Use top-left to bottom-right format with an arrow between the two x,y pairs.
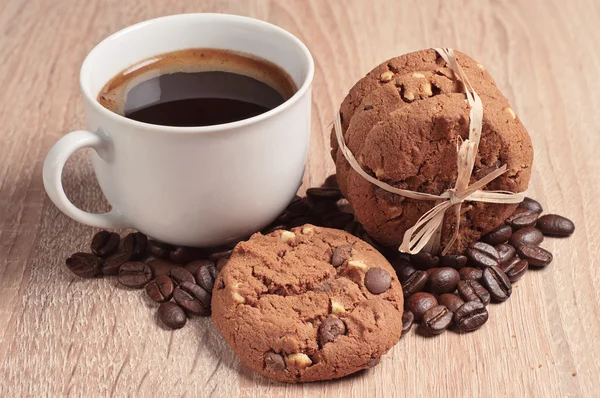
98,48 -> 296,127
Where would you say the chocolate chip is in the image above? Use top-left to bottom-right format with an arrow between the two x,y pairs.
66,253 -> 100,278
481,224 -> 512,245
265,352 -> 286,371
318,317 -> 346,345
364,267 -> 392,294
466,242 -> 500,268
364,105 -> 374,110
495,243 -> 516,264
509,227 -> 544,247
505,210 -> 539,230
516,244 -> 553,267
90,231 -> 120,257
331,244 -> 352,267
536,214 -> 575,237
518,197 -> 543,213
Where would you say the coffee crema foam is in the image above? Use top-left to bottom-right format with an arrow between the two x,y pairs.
98,48 -> 297,117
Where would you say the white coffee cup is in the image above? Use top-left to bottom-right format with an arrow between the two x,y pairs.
43,13 -> 314,247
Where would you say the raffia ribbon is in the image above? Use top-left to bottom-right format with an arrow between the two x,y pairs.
334,48 -> 525,255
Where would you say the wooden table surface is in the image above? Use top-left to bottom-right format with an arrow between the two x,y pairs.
2,0 -> 600,396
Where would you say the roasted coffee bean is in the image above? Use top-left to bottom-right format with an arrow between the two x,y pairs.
168,266 -> 196,285
331,244 -> 353,267
401,270 -> 428,297
453,301 -> 488,332
265,352 -> 286,371
66,252 -> 100,278
459,267 -> 483,281
506,210 -> 539,230
208,249 -> 233,261
170,246 -> 206,264
157,302 -> 186,329
426,267 -> 460,295
500,258 -> 528,283
262,224 -> 288,235
173,281 -> 211,316
395,261 -> 417,283
195,264 -> 216,293
184,259 -> 214,274
322,174 -> 338,188
147,240 -> 173,259
309,200 -> 338,217
123,232 -> 148,260
118,262 -> 152,288
318,317 -> 346,345
401,311 -> 414,336
306,187 -> 342,201
406,292 -> 438,321
364,268 -> 392,294
421,305 -> 453,335
438,293 -> 465,313
536,214 -> 575,237
101,251 -> 131,275
439,255 -> 468,269
509,227 -> 544,247
481,224 -> 512,245
344,221 -> 365,237
481,266 -> 512,302
287,216 -> 320,228
410,252 -> 440,270
147,258 -> 177,276
518,197 -> 543,213
90,230 -> 120,257
495,243 -> 516,264
322,212 -> 355,229
216,257 -> 229,272
286,199 -> 310,216
467,242 -> 500,268
517,244 -> 553,267
457,280 -> 491,305
145,274 -> 174,303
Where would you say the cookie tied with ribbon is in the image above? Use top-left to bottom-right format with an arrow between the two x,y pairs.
331,48 -> 533,255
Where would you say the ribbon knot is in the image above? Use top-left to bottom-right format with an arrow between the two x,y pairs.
333,48 -> 525,255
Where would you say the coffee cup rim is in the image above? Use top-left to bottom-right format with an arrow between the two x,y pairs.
80,13 -> 315,133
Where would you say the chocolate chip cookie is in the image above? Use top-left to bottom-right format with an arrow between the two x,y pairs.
211,225 -> 404,383
331,49 -> 533,253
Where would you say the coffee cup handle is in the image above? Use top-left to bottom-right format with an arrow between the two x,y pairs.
43,130 -> 132,229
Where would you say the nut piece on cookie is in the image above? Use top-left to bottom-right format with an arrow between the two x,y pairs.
286,353 -> 312,370
280,231 -> 296,243
301,225 -> 315,235
330,298 -> 346,314
232,290 -> 246,304
347,259 -> 367,270
380,71 -> 394,82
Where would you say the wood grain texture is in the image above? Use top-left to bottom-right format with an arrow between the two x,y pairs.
1,0 -> 599,396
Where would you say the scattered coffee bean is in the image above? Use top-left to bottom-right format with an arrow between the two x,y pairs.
396,261 -> 417,283
195,264 -> 216,293
457,280 -> 491,305
364,267 -> 392,294
410,252 -> 440,270
66,252 -> 100,278
322,211 -> 355,229
309,200 -> 339,217
402,270 -> 428,297
145,274 -> 174,303
495,243 -> 516,264
506,210 -> 539,230
118,262 -> 152,288
173,281 -> 211,316
509,227 -> 544,248
147,258 -> 177,276
318,317 -> 346,345
481,224 -> 512,245
438,293 -> 465,313
402,311 -> 414,336
216,257 -> 229,272
90,230 -> 120,257
481,266 -> 512,302
288,216 -> 320,228
147,240 -> 173,259
170,246 -> 206,264
467,242 -> 500,268
406,292 -> 438,321
536,214 -> 575,237
322,174 -> 338,188
426,267 -> 460,295
459,267 -> 483,281
306,187 -> 342,201
157,302 -> 186,329
101,251 -> 131,275
518,197 -> 543,213
421,305 -> 453,335
344,221 -> 365,237
500,258 -> 528,283
438,255 -> 468,269
123,232 -> 148,260
331,244 -> 353,267
168,266 -> 196,285
208,249 -> 233,261
453,301 -> 488,332
265,352 -> 286,371
517,244 -> 553,267
184,259 -> 214,274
